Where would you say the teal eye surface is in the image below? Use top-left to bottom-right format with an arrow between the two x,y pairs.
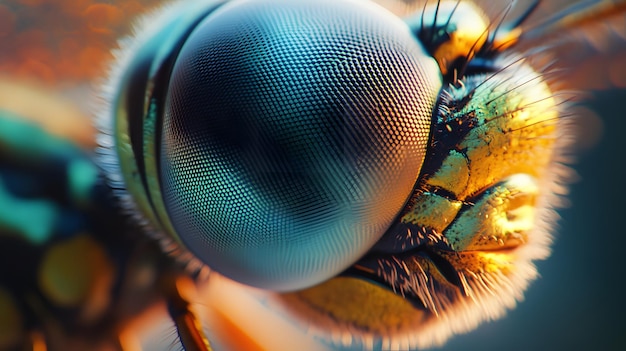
110,0 -> 442,291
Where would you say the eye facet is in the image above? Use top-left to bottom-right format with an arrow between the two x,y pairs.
110,0 -> 442,291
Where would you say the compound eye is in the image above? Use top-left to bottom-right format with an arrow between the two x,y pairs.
133,0 -> 442,291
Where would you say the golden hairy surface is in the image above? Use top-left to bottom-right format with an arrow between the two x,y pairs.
283,277 -> 428,335
401,193 -> 462,233
444,175 -> 538,251
427,69 -> 558,200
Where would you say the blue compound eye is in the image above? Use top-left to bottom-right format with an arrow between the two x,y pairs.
109,0 -> 442,291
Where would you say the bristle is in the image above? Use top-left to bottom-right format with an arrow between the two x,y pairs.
93,0 -> 208,277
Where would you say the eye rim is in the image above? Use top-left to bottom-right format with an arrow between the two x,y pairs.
105,0 -> 226,248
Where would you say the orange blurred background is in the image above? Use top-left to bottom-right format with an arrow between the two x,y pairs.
1,0 -> 624,89
0,0 -> 164,147
0,0 -> 161,86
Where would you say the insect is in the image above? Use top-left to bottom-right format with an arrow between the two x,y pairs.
0,0 -> 625,350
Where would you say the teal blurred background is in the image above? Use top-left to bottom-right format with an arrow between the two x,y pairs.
440,89 -> 626,351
